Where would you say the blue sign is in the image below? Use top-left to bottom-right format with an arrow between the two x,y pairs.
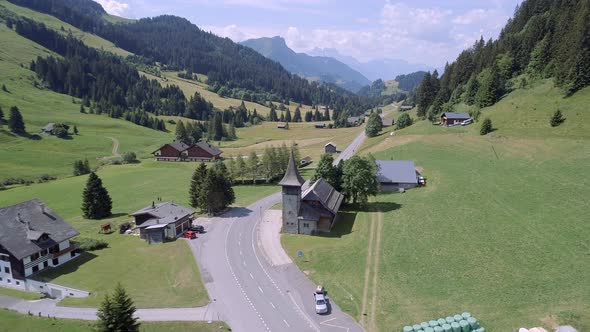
297,250 -> 303,257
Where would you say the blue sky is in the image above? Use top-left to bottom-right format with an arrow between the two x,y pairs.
96,0 -> 521,68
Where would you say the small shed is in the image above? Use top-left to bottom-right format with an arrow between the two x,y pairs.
41,123 -> 55,133
441,112 -> 470,126
325,142 -> 337,154
315,123 -> 326,129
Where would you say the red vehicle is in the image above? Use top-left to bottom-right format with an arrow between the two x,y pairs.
184,230 -> 197,239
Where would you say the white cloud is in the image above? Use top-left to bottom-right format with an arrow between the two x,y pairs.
96,0 -> 129,16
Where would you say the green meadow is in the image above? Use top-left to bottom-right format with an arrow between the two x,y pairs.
283,81 -> 590,331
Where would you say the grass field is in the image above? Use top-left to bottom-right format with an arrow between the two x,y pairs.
0,309 -> 230,332
283,81 -> 590,331
0,160 -> 282,307
0,287 -> 42,300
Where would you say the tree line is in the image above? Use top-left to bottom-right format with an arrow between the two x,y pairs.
416,0 -> 590,121
225,144 -> 300,184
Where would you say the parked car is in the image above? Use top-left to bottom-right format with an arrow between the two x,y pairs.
183,230 -> 197,239
189,225 -> 205,233
314,292 -> 328,314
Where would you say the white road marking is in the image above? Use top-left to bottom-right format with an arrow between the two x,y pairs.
258,286 -> 264,293
288,292 -> 321,332
283,319 -> 290,327
269,301 -> 276,309
250,273 -> 254,279
320,317 -> 350,332
243,261 -> 247,266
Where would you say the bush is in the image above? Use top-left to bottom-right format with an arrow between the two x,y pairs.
396,113 -> 413,129
78,237 -> 109,251
2,177 -> 33,186
550,109 -> 565,127
122,152 -> 138,164
480,118 -> 493,135
37,174 -> 56,183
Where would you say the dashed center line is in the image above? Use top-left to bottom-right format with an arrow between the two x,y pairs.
269,301 -> 276,309
283,319 -> 290,327
250,273 -> 254,279
258,286 -> 264,293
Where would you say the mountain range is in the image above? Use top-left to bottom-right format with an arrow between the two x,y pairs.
308,48 -> 434,82
241,36 -> 371,92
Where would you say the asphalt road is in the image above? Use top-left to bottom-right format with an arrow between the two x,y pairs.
334,129 -> 366,165
189,191 -> 364,332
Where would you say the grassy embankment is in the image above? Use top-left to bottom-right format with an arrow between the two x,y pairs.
283,80 -> 590,331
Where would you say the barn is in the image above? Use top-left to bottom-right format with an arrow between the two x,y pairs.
130,202 -> 195,244
441,112 -> 470,126
324,142 -> 337,154
375,160 -> 418,191
152,141 -> 222,162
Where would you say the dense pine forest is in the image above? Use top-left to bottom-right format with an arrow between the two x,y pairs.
6,0 -> 373,115
416,0 -> 590,120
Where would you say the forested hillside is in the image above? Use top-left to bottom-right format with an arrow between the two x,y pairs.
416,0 -> 590,119
394,71 -> 427,92
6,0 -> 370,113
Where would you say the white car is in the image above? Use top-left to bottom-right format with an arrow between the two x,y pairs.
314,293 -> 328,314
461,118 -> 473,126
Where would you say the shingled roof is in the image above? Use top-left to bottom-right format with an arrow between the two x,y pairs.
130,202 -> 195,219
302,178 -> 344,215
375,160 -> 418,184
442,112 -> 470,120
0,199 -> 80,260
279,150 -> 305,187
195,141 -> 222,156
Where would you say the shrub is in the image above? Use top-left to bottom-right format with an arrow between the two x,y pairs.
550,109 -> 565,127
78,237 -> 109,251
480,118 -> 493,135
122,152 -> 138,164
37,174 -> 56,183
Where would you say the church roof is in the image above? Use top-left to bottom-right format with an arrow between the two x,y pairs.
279,150 -> 305,187
302,178 -> 344,215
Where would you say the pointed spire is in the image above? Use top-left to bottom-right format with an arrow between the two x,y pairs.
279,149 -> 304,187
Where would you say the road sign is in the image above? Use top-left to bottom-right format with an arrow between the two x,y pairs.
297,250 -> 303,257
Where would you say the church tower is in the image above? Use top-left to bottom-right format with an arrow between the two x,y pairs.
279,150 -> 305,234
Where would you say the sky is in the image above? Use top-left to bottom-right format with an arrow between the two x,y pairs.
96,0 -> 522,68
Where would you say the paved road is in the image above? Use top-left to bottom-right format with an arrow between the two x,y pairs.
189,191 -> 364,332
334,128 -> 366,165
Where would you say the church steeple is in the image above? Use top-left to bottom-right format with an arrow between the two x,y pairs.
279,150 -> 304,187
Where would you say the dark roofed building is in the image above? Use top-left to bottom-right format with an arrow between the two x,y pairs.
325,142 -> 337,154
280,152 -> 344,235
375,160 -> 418,191
153,141 -> 222,162
0,199 -> 80,291
441,112 -> 470,126
130,202 -> 195,244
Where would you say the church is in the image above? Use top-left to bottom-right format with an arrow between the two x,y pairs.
280,152 -> 344,235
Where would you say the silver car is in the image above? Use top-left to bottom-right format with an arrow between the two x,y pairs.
314,293 -> 328,314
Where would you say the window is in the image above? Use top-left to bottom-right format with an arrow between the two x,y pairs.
32,265 -> 39,273
52,258 -> 59,266
69,293 -> 74,296
49,245 -> 59,254
31,253 -> 40,261
41,249 -> 48,256
0,255 -> 9,262
4,267 -> 9,274
16,281 -> 20,286
7,279 -> 10,284
303,223 -> 309,228
43,261 -> 48,268
0,277 -> 2,281
70,251 -> 76,258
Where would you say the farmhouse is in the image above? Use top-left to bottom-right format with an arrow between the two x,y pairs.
375,160 -> 419,191
0,199 -> 81,294
130,202 -> 195,244
441,112 -> 470,126
325,142 -> 337,154
281,152 -> 344,235
152,141 -> 222,162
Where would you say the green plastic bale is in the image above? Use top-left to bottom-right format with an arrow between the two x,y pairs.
438,319 -> 447,326
459,320 -> 470,332
461,312 -> 472,320
442,324 -> 452,332
467,317 -> 478,329
454,315 -> 463,322
446,317 -> 455,324
414,325 -> 423,331
425,328 -> 434,332
421,322 -> 430,329
403,326 -> 414,332
451,322 -> 461,332
429,320 -> 439,327
434,327 -> 444,332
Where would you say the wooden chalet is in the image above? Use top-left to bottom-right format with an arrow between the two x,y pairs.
152,141 -> 222,162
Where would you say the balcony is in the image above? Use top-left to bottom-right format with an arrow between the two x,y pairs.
52,242 -> 80,259
24,254 -> 50,270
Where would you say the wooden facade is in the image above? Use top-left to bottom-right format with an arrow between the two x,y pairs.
153,142 -> 222,162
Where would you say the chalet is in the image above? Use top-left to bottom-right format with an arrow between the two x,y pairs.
152,141 -> 222,162
130,202 -> 195,244
0,199 -> 81,293
325,142 -> 337,154
314,123 -> 326,129
347,116 -> 363,126
400,105 -> 414,111
441,112 -> 470,126
375,160 -> 419,191
41,123 -> 55,133
280,152 -> 344,235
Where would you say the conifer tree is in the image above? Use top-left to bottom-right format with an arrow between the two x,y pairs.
8,106 -> 25,134
480,118 -> 493,135
550,110 -> 565,127
81,172 -> 112,219
73,125 -> 78,135
285,109 -> 292,122
189,163 -> 207,209
175,120 -> 187,143
97,284 -> 140,332
0,106 -> 5,125
293,107 -> 302,122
